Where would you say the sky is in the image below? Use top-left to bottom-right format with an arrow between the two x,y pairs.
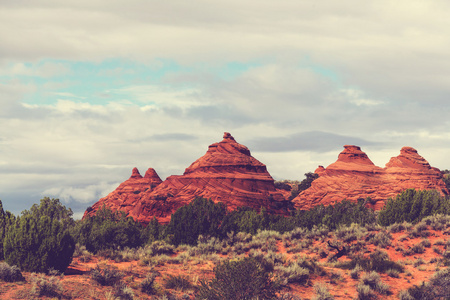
1,0 -> 450,219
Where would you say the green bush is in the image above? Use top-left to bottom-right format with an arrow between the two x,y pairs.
197,257 -> 279,300
0,262 -> 24,282
0,200 -> 15,260
164,274 -> 193,291
312,282 -> 334,300
91,264 -> 123,286
378,189 -> 449,226
74,206 -> 145,253
292,199 -> 376,231
112,282 -> 134,300
167,197 -> 227,245
140,274 -> 158,295
3,198 -> 75,273
407,268 -> 450,299
336,250 -> 403,274
30,273 -> 63,298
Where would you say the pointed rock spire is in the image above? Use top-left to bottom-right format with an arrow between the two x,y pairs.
130,167 -> 143,179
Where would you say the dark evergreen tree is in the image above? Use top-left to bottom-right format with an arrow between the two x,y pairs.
378,189 -> 449,226
73,206 -> 144,253
288,172 -> 319,200
292,199 -> 376,230
0,200 -> 15,260
3,198 -> 75,273
166,197 -> 227,245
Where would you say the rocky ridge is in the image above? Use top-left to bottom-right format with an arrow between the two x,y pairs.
84,135 -> 449,224
293,145 -> 449,210
84,133 -> 285,224
84,167 -> 163,218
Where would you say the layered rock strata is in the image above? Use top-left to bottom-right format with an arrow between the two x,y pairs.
293,145 -> 449,210
84,133 -> 285,224
83,167 -> 163,219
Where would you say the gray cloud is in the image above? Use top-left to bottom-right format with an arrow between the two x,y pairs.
2,0 -> 450,217
248,131 -> 378,153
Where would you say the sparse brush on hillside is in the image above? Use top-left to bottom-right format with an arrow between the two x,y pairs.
406,268 -> 450,299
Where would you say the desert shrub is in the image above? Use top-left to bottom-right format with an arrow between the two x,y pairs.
278,293 -> 303,300
335,223 -> 367,243
73,244 -> 94,262
148,240 -> 175,256
166,197 -> 227,246
435,239 -> 446,246
30,273 -> 63,298
0,262 -> 24,282
312,282 -> 334,300
74,206 -> 144,253
423,214 -> 450,230
398,290 -> 414,300
386,268 -> 400,278
351,265 -> 363,279
197,257 -> 279,300
275,262 -> 309,284
360,271 -> 390,295
421,239 -> 432,248
412,243 -> 425,254
3,198 -> 75,273
112,282 -> 135,300
409,221 -> 430,238
413,258 -> 425,267
336,250 -> 403,274
378,189 -> 449,226
356,282 -> 375,299
407,268 -> 450,299
164,274 -> 193,291
141,274 -> 158,295
91,264 -> 123,286
369,230 -> 392,248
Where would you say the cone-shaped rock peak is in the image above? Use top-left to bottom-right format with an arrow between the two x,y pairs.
293,145 -> 448,210
84,133 -> 285,224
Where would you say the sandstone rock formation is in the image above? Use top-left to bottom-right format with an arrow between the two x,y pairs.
83,167 -> 162,219
84,133 -> 285,224
293,145 -> 449,210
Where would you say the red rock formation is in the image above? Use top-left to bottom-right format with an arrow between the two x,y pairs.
85,133 -> 285,224
83,167 -> 162,219
293,145 -> 449,210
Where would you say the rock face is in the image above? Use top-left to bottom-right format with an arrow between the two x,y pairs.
293,145 -> 449,210
84,133 -> 285,224
83,167 -> 162,219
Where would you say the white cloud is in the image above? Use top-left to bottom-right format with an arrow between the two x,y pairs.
2,0 -> 450,217
43,181 -> 120,204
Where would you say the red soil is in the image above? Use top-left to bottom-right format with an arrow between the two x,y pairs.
1,225 -> 448,299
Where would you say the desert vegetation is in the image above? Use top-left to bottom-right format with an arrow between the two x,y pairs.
2,189 -> 450,298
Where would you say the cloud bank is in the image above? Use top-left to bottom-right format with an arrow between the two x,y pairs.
1,0 -> 450,217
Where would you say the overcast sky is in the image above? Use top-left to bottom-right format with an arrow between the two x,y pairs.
2,0 -> 450,218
